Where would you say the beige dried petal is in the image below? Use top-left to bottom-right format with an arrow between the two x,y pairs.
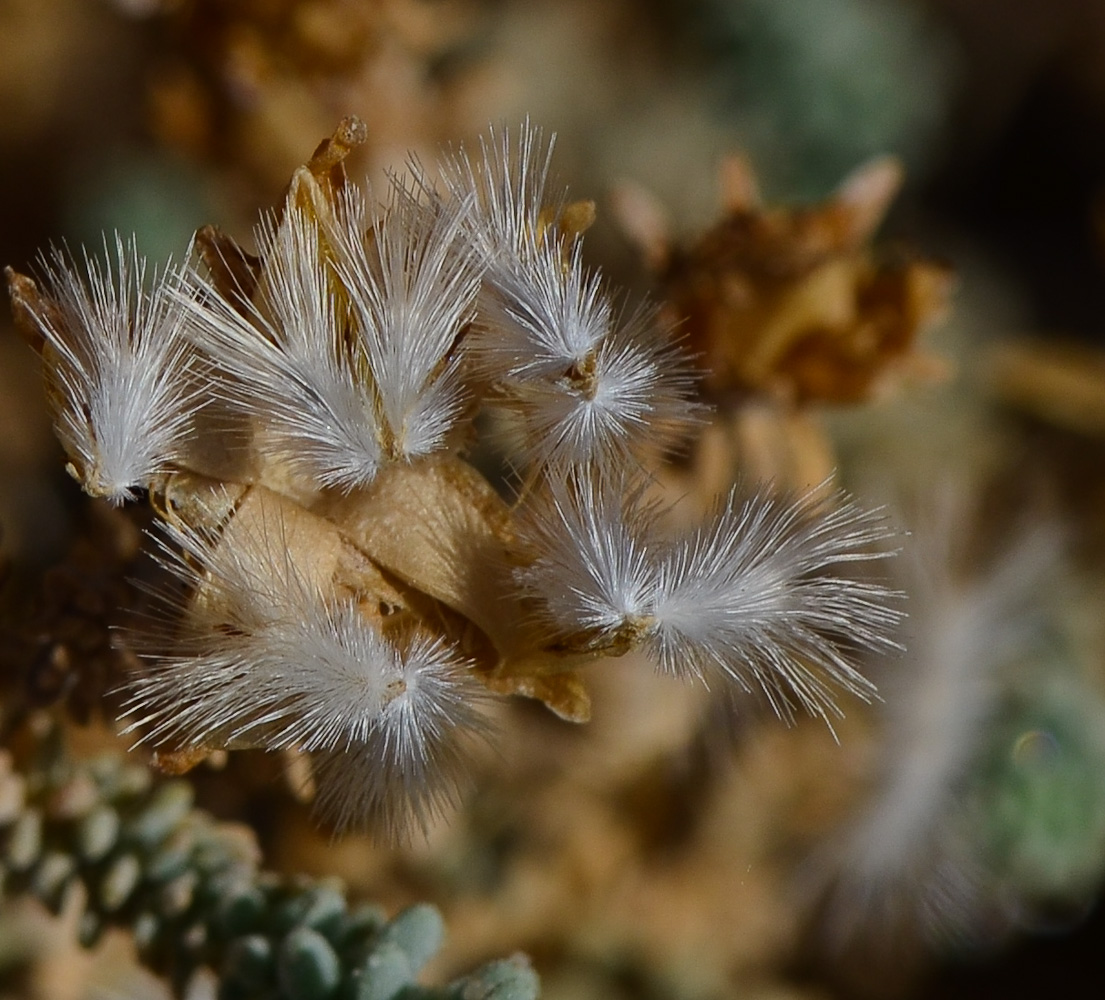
314,454 -> 518,652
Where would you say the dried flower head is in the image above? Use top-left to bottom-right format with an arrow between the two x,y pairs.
7,118 -> 904,837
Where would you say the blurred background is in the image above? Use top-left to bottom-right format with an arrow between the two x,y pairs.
4,1 -> 1105,998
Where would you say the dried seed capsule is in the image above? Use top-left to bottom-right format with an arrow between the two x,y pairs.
278,927 -> 341,1000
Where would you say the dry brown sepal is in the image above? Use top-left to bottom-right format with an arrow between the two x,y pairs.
629,155 -> 952,408
615,156 -> 952,494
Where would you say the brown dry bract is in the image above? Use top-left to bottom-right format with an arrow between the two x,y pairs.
657,155 -> 952,407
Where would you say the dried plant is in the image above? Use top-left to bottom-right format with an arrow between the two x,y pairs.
6,118 -> 903,844
616,152 -> 952,491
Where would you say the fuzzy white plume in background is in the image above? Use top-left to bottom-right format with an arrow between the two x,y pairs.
516,471 -> 901,722
807,490 -> 1065,956
181,207 -> 383,490
26,235 -> 199,504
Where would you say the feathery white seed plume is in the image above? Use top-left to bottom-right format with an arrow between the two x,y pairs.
443,127 -> 699,471
809,495 -> 1063,953
332,182 -> 482,460
181,206 -> 382,489
437,119 -> 556,263
26,235 -> 199,504
516,473 -> 660,637
649,487 -> 900,720
474,237 -> 611,377
311,635 -> 490,838
517,472 -> 900,721
122,515 -> 487,838
503,303 -> 700,471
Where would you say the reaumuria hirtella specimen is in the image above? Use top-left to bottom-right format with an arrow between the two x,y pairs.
6,118 -> 902,838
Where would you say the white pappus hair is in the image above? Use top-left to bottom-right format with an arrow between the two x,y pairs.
121,513 -> 489,837
332,182 -> 483,461
180,205 -> 383,490
499,297 -> 699,472
26,235 -> 200,504
436,119 -> 557,263
442,127 -> 699,472
311,634 -> 491,838
474,236 -> 611,379
515,471 -> 902,722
